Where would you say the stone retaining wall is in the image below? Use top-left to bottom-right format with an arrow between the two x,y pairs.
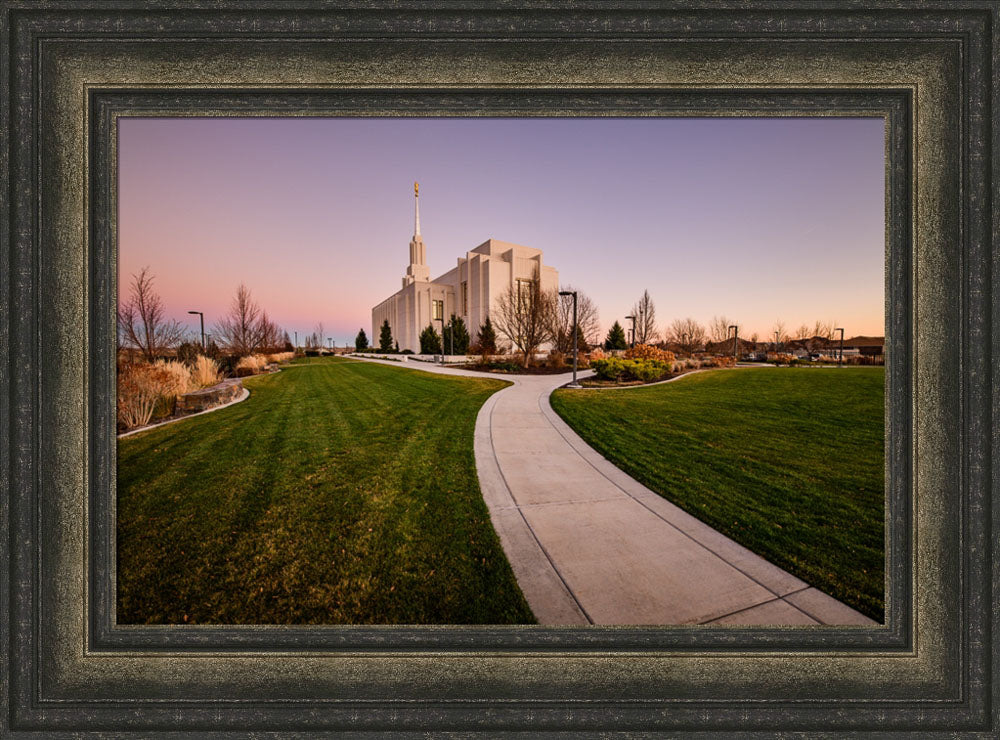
176,378 -> 244,414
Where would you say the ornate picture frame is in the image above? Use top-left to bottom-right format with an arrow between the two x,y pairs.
1,1 -> 996,735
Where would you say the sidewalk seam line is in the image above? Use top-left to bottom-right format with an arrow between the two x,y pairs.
539,388 -> 788,600
780,591 -> 851,626
488,386 -> 594,626
702,585 -> 816,625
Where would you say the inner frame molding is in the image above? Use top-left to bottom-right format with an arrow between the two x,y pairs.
91,88 -> 912,654
2,4 -> 994,735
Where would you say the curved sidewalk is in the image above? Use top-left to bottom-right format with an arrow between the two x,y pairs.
356,357 -> 875,626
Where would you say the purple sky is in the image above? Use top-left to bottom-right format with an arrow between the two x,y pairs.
119,116 -> 885,346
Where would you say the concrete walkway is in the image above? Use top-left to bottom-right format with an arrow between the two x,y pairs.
355,357 -> 875,626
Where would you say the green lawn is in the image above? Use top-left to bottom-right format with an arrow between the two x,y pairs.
117,357 -> 534,625
551,367 -> 884,621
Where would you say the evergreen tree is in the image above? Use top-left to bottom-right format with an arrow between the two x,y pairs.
444,315 -> 471,355
477,316 -> 498,354
379,319 -> 393,352
355,328 -> 369,351
604,320 -> 628,350
419,324 -> 442,354
394,340 -> 400,353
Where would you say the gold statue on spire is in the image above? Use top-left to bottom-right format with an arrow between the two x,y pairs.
414,181 -> 419,197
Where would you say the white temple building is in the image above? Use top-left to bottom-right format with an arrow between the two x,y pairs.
371,183 -> 559,352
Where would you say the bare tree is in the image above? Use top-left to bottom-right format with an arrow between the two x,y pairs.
630,289 -> 659,344
709,315 -> 734,343
118,266 -> 185,362
258,312 -> 281,352
794,324 -> 811,340
664,317 -> 707,354
813,319 -> 837,340
214,284 -> 272,357
492,269 -> 556,368
772,320 -> 788,346
550,286 -> 601,353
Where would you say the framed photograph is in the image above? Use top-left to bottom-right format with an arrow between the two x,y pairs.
2,1 -> 996,735
114,114 -> 885,633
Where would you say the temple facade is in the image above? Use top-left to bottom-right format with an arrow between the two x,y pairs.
371,184 -> 559,353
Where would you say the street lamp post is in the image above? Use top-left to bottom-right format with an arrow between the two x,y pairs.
187,311 -> 205,349
625,314 -> 636,349
437,317 -> 445,365
559,290 -> 581,388
835,327 -> 845,366
294,331 -> 297,350
774,330 -> 780,352
728,324 -> 739,364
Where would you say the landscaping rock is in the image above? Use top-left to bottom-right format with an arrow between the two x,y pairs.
176,378 -> 244,413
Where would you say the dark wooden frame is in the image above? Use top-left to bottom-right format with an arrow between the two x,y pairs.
1,1 -> 996,735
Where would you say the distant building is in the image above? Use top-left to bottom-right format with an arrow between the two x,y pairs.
841,336 -> 885,356
371,183 -> 559,352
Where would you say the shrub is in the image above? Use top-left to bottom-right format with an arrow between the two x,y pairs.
705,356 -> 736,368
117,363 -> 176,430
588,348 -> 606,361
235,354 -> 268,376
175,341 -> 202,366
266,351 -> 294,364
487,361 -> 522,373
592,357 -> 669,383
592,357 -> 624,381
547,350 -> 566,370
190,355 -> 221,387
633,359 -> 667,381
625,344 -> 676,365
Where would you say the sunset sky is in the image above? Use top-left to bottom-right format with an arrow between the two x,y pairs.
119,116 -> 885,346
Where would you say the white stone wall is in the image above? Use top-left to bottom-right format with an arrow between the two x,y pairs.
372,238 -> 558,353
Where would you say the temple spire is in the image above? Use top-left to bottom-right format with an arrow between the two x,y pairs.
404,181 -> 430,286
414,181 -> 420,237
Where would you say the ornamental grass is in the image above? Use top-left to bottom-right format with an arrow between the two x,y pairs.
190,355 -> 222,388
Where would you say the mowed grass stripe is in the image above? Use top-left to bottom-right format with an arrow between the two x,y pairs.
551,367 -> 885,620
117,357 -> 534,625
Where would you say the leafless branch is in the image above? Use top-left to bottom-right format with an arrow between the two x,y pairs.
492,268 -> 556,367
117,266 -> 185,362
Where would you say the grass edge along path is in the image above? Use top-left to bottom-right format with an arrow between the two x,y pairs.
117,356 -> 535,625
550,367 -> 885,621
